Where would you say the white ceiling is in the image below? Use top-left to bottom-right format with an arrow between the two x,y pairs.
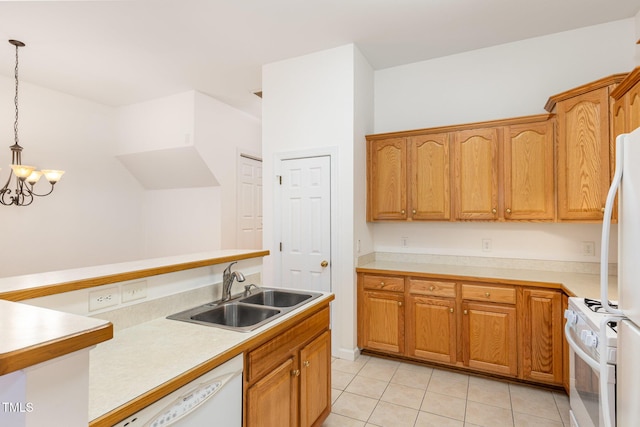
0,0 -> 638,118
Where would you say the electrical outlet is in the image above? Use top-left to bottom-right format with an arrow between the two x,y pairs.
482,238 -> 492,252
89,287 -> 118,311
582,241 -> 596,257
122,280 -> 147,303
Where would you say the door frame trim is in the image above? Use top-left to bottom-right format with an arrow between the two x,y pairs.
273,147 -> 338,292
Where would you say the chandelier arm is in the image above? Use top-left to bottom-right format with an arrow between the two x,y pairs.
26,182 -> 56,197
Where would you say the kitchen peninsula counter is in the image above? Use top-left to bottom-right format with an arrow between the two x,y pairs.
89,291 -> 334,426
356,259 -> 617,300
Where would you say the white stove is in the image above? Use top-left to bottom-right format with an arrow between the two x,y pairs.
565,297 -> 618,427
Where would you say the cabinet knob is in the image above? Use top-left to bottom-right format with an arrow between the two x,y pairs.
303,360 -> 310,368
601,207 -> 606,213
485,292 -> 491,297
492,208 -> 497,214
412,209 -> 417,214
449,308 -> 454,313
292,369 -> 300,377
398,301 -> 403,307
464,309 -> 468,315
321,260 -> 329,268
380,281 -> 385,287
506,208 -> 512,214
401,209 -> 406,214
429,286 -> 435,291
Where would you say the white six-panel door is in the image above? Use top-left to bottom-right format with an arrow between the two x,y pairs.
237,155 -> 263,249
280,156 -> 331,292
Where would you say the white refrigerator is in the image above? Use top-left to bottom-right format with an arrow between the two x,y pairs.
602,127 -> 640,426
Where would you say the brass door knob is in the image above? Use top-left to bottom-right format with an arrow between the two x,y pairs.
321,260 -> 329,268
398,301 -> 403,307
412,209 -> 417,214
506,208 -> 512,214
292,369 -> 300,377
464,309 -> 468,315
303,361 -> 310,368
485,292 -> 491,297
492,208 -> 497,214
449,308 -> 454,313
401,209 -> 406,214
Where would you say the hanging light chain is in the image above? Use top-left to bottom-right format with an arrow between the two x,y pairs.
13,41 -> 19,146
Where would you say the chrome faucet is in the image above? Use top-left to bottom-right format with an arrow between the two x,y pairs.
222,262 -> 245,301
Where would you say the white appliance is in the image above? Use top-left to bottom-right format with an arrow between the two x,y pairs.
585,127 -> 640,427
113,354 -> 243,427
564,298 -> 617,427
612,127 -> 640,427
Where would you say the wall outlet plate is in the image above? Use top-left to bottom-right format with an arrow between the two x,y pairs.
89,287 -> 118,311
122,280 -> 147,303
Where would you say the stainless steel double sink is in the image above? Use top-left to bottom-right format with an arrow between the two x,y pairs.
167,287 -> 322,332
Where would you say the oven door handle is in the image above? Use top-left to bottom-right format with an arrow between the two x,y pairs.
564,322 -> 600,371
600,315 -> 622,427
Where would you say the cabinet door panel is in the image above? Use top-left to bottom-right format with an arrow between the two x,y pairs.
454,128 -> 499,220
409,133 -> 451,220
368,138 -> 407,220
557,89 -> 610,220
504,121 -> 554,220
300,331 -> 331,427
406,295 -> 456,363
522,289 -> 563,385
246,357 -> 297,427
361,290 -> 404,354
463,302 -> 517,376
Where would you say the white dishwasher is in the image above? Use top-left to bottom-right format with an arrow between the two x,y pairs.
113,354 -> 243,427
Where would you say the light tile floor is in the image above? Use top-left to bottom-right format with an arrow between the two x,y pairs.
323,355 -> 570,427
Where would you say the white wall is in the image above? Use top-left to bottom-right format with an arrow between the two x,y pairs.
262,45 -> 374,359
0,77 -> 145,277
371,19 -> 635,263
114,91 -> 261,258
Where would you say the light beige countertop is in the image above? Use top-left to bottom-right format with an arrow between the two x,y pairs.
88,292 -> 334,426
0,249 -> 268,301
0,300 -> 112,376
356,260 -> 618,300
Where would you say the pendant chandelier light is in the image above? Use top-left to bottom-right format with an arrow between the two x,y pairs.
0,39 -> 64,206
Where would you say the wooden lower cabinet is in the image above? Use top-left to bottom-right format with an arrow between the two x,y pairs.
357,271 -> 567,386
462,301 -> 518,376
247,357 -> 298,427
245,306 -> 331,427
521,288 -> 563,385
406,295 -> 456,363
300,331 -> 331,427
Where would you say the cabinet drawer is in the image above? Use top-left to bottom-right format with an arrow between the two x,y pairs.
408,279 -> 456,298
461,284 -> 516,304
246,306 -> 330,384
363,275 -> 404,292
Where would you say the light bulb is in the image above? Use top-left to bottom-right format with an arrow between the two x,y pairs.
11,164 -> 35,179
41,169 -> 65,184
26,170 -> 43,185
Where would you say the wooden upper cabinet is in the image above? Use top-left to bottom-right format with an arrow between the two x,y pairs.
367,138 -> 407,220
555,88 -> 611,220
454,128 -> 499,220
611,67 -> 640,136
409,133 -> 451,220
503,121 -> 555,220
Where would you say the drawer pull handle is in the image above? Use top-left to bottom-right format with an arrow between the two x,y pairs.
429,286 -> 435,291
464,309 -> 468,315
485,292 -> 491,297
303,361 -> 310,368
449,308 -> 454,313
292,369 -> 300,377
